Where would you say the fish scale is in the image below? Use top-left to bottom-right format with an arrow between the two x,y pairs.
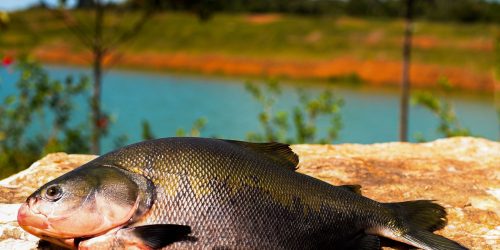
99,138 -> 386,248
18,137 -> 468,250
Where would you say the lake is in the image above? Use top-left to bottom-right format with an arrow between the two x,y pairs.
1,65 -> 498,152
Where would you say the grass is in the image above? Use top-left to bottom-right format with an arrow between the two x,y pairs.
1,9 -> 498,73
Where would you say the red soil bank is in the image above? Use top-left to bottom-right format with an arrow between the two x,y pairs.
33,48 -> 495,92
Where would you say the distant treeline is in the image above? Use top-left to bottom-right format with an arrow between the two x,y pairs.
113,0 -> 500,23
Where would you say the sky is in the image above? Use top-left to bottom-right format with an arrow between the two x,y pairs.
0,0 -> 66,11
3,0 -> 500,11
0,0 -> 121,11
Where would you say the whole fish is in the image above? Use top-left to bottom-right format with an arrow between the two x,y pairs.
18,137 -> 467,249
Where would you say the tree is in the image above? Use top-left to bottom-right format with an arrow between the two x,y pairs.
126,0 -> 218,21
245,81 -> 343,144
399,0 -> 414,142
495,35 -> 500,140
0,56 -> 90,178
76,0 -> 95,8
411,77 -> 471,141
46,0 -> 153,153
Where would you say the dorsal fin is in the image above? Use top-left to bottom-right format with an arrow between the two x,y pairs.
223,140 -> 299,171
339,184 -> 362,195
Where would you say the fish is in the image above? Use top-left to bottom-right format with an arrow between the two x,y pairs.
17,137 -> 468,249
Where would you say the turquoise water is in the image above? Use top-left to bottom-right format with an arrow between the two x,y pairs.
1,65 -> 498,152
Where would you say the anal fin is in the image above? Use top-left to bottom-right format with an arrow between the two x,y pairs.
340,233 -> 381,250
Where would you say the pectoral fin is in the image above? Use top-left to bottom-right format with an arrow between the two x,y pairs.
127,224 -> 194,249
78,224 -> 194,250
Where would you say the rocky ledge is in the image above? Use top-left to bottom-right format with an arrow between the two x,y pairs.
1,137 -> 499,249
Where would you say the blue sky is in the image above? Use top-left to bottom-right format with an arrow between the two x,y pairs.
1,0 -> 63,11
3,0 -> 500,11
0,0 -> 75,11
5,0 -> 500,11
0,0 -> 121,11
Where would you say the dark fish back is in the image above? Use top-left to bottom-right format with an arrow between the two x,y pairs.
97,138 -> 384,249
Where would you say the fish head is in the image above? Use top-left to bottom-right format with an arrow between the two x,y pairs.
18,163 -> 154,247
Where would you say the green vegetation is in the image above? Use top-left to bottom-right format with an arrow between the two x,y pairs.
411,77 -> 471,141
495,35 -> 500,140
328,73 -> 363,86
245,80 -> 343,144
126,0 -> 500,23
0,56 -> 90,178
139,118 -> 208,141
0,3 -> 497,177
1,9 -> 497,73
0,55 -> 489,179
176,118 -> 208,137
141,120 -> 155,140
138,79 -> 344,144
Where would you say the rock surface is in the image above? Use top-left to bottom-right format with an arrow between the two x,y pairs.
1,137 -> 499,249
0,154 -> 96,250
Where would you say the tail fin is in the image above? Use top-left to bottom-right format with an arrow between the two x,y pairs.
387,200 -> 447,232
374,200 -> 468,250
401,229 -> 468,250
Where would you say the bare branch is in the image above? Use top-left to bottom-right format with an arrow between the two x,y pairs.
106,8 -> 154,50
103,52 -> 124,69
93,0 -> 104,52
42,1 -> 94,49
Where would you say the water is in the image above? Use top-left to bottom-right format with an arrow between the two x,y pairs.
0,65 -> 498,152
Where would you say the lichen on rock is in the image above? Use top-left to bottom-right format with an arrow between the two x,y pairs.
1,137 -> 499,249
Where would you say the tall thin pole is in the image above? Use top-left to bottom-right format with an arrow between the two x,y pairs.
400,0 -> 414,142
47,0 -> 153,154
91,0 -> 104,154
495,36 -> 500,141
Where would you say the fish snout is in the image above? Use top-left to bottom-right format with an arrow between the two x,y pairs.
28,196 -> 36,208
17,201 -> 49,230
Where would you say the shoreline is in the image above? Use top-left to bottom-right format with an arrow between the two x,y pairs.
31,47 -> 496,92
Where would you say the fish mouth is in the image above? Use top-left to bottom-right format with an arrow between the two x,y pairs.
17,202 -> 71,239
17,198 -> 74,238
17,203 -> 49,232
17,199 -> 136,248
18,203 -> 77,248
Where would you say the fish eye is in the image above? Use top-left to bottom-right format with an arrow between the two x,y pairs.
44,185 -> 63,201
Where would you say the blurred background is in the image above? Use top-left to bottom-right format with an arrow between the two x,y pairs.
0,0 -> 499,178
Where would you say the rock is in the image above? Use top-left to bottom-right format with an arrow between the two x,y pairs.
292,137 -> 500,249
1,137 -> 499,249
0,153 -> 97,250
0,204 -> 39,250
0,153 -> 97,204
